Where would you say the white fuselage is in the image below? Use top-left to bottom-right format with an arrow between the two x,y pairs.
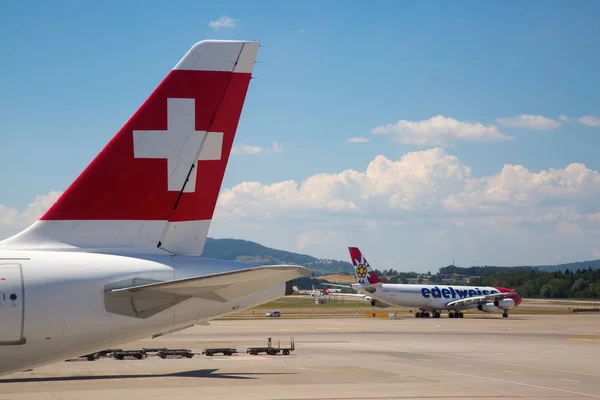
0,251 -> 286,376
357,283 -> 513,311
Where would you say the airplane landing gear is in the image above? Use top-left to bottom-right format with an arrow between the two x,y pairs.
502,311 -> 509,318
416,310 -> 431,318
433,311 -> 441,318
449,311 -> 464,318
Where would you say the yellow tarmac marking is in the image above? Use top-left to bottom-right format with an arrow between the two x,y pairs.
565,337 -> 600,341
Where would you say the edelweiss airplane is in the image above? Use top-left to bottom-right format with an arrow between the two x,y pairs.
0,40 -> 310,376
326,247 -> 522,319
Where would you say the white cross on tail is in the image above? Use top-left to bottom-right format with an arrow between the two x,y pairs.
133,98 -> 223,193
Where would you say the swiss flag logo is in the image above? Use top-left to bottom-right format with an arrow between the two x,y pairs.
42,70 -> 253,222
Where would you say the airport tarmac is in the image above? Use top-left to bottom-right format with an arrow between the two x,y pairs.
1,314 -> 599,400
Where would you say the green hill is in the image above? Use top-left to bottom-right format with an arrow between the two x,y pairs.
203,237 -> 354,275
440,261 -> 600,277
203,237 -> 600,276
535,260 -> 600,273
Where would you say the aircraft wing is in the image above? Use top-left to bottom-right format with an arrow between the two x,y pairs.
105,265 -> 311,318
445,291 -> 515,308
329,293 -> 369,298
322,283 -> 353,289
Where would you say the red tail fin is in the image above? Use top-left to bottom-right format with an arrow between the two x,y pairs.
348,247 -> 382,285
2,40 -> 259,255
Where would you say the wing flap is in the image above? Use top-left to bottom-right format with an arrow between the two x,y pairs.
105,265 -> 310,318
110,265 -> 310,299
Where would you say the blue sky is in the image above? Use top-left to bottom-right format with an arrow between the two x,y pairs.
1,0 -> 600,271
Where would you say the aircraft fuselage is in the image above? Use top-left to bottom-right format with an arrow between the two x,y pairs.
0,251 -> 286,376
356,283 -> 521,311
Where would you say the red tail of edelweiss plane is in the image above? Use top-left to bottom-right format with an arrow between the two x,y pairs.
348,247 -> 382,285
2,41 -> 259,255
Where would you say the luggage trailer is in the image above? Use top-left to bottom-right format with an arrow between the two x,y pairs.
246,337 -> 295,356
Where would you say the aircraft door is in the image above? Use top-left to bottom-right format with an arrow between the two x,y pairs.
0,264 -> 25,344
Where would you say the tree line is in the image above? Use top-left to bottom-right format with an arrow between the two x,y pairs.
469,268 -> 600,299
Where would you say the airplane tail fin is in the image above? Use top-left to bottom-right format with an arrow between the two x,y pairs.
348,247 -> 382,285
1,40 -> 259,256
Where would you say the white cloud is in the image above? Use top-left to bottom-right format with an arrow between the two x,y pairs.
371,115 -> 510,146
346,137 -> 370,144
495,114 -> 560,130
296,230 -> 345,252
208,16 -> 238,30
231,144 -> 263,155
217,148 -> 472,216
270,142 -> 284,153
298,28 -> 306,34
442,162 -> 600,214
215,148 -> 600,256
231,142 -> 284,155
0,191 -> 62,239
559,115 -> 570,122
578,115 -> 600,127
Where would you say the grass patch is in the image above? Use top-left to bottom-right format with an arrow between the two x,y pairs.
252,297 -> 371,309
233,296 -> 583,319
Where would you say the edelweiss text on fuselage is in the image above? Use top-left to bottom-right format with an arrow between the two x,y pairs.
421,286 -> 499,299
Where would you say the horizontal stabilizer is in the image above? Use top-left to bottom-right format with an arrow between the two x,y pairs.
105,265 -> 310,318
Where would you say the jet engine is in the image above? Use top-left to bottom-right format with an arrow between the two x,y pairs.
370,299 -> 390,308
493,298 -> 515,310
477,303 -> 498,313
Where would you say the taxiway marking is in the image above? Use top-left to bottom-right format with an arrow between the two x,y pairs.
382,361 -> 600,398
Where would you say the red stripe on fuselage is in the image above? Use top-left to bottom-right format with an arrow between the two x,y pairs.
41,70 -> 252,222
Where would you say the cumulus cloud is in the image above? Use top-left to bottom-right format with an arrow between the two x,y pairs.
208,16 -> 238,30
442,163 -> 600,214
210,148 -> 600,267
495,114 -> 561,130
270,142 -> 284,153
216,148 -> 600,229
218,148 -> 472,216
346,137 -> 370,144
578,115 -> 600,127
371,115 -> 510,146
231,142 -> 284,155
559,115 -> 570,122
231,144 -> 263,155
0,191 -> 62,239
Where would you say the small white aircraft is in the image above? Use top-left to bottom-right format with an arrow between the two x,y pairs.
0,40 -> 310,376
325,247 -> 522,318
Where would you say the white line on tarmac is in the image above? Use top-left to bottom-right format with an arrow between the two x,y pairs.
382,361 -> 600,398
409,350 -> 600,378
457,364 -> 472,368
501,370 -> 518,374
560,378 -> 582,383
